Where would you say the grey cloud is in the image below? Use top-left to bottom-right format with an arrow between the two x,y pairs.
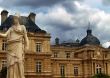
0,0 -> 65,8
102,0 -> 110,6
36,1 -> 110,45
44,18 -> 77,31
0,0 -> 82,15
0,0 -> 83,9
0,0 -> 110,46
15,0 -> 64,7
61,1 -> 79,14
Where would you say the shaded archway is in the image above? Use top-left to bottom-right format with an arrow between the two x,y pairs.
0,67 -> 7,78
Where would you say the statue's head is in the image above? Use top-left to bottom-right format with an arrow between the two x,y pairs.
12,13 -> 20,25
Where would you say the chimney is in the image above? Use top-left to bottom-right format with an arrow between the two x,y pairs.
28,12 -> 36,23
55,37 -> 59,45
1,10 -> 8,24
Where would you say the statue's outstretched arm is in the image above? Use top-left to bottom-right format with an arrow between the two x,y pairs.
23,25 -> 29,51
24,32 -> 29,50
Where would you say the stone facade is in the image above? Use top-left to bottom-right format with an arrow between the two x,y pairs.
0,10 -> 110,78
51,44 -> 110,78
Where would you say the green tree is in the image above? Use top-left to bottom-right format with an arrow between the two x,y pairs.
92,73 -> 110,78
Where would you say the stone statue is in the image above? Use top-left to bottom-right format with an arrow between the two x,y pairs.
0,13 -> 29,78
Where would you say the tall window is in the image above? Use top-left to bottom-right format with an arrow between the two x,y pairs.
1,60 -> 7,68
106,63 -> 108,74
92,52 -> 94,58
74,66 -> 78,76
54,52 -> 58,58
2,40 -> 7,51
36,61 -> 42,73
60,64 -> 65,77
93,63 -> 95,74
105,53 -> 107,58
66,52 -> 70,58
96,64 -> 101,74
36,43 -> 42,52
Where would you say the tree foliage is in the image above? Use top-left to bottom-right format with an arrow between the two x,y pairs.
92,73 -> 110,78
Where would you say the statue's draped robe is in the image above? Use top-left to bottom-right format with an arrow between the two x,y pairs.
6,25 -> 27,78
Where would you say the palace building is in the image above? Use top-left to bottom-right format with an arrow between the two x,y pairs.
0,10 -> 110,78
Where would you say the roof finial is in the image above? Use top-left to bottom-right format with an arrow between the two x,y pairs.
87,20 -> 92,35
87,20 -> 91,30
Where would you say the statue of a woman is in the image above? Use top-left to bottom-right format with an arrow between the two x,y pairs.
0,14 -> 29,78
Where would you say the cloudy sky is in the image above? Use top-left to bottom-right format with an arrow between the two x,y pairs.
0,0 -> 110,47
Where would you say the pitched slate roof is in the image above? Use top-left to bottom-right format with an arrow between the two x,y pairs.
0,15 -> 46,33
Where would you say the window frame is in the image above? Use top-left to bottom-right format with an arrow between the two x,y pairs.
74,66 -> 79,76
66,52 -> 70,58
2,39 -> 7,51
36,61 -> 42,73
60,64 -> 65,77
54,52 -> 58,58
36,42 -> 42,52
96,64 -> 102,74
1,60 -> 7,68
